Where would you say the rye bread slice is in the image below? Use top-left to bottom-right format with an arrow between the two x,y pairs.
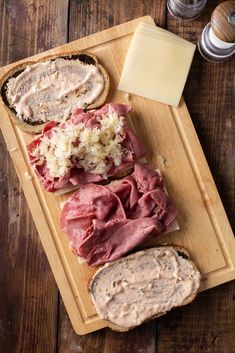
88,245 -> 201,332
0,51 -> 110,134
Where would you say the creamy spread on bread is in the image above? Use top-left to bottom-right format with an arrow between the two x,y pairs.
6,58 -> 105,124
89,247 -> 201,328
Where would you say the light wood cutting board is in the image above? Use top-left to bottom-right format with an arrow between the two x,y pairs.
0,16 -> 235,335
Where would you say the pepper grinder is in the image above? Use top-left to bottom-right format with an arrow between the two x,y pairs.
167,0 -> 207,21
198,1 -> 235,62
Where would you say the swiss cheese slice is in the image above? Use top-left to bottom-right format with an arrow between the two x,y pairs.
118,22 -> 196,107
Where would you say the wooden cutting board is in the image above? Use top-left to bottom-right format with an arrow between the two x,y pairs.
0,16 -> 235,335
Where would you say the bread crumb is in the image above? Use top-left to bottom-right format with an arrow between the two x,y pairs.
60,201 -> 66,209
124,93 -> 130,102
77,255 -> 87,264
157,155 -> 166,168
24,172 -> 32,180
10,147 -> 17,152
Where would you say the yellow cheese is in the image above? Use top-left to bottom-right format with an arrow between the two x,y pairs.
139,22 -> 195,47
118,22 -> 196,107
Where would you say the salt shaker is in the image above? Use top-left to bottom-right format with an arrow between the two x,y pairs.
167,0 -> 207,21
198,1 -> 235,62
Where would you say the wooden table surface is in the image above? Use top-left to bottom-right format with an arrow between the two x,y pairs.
0,1 -> 234,352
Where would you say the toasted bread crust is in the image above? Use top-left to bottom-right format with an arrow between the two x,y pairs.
0,51 -> 110,134
88,245 -> 201,332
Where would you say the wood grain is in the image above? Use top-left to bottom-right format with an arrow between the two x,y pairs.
0,15 -> 188,336
211,0 -> 235,42
61,2 -> 166,349
0,0 -> 235,340
0,13 -> 233,331
167,0 -> 235,232
50,0 -> 235,351
68,0 -> 167,41
157,281 -> 235,353
156,2 -> 235,353
61,2 -> 165,349
58,301 -> 158,353
58,0 -> 166,346
0,0 -> 235,352
0,1 -> 68,353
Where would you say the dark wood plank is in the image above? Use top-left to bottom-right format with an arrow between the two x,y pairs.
156,1 -> 235,353
58,301 -> 158,353
1,1 -> 234,352
57,1 -> 166,352
58,305 -> 106,353
157,282 -> 235,353
0,1 -> 69,353
68,0 -> 167,42
166,0 -> 235,231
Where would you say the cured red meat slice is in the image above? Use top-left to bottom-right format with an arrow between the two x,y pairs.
61,163 -> 177,266
27,103 -> 145,192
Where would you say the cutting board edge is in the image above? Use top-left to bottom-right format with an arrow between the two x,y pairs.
170,101 -> 235,269
0,15 -> 234,335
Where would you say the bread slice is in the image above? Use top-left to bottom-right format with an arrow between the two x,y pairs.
0,51 -> 110,134
88,245 -> 201,332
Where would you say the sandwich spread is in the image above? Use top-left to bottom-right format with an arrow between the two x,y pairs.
89,246 -> 201,330
60,163 -> 177,266
27,103 -> 145,192
0,52 -> 110,133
